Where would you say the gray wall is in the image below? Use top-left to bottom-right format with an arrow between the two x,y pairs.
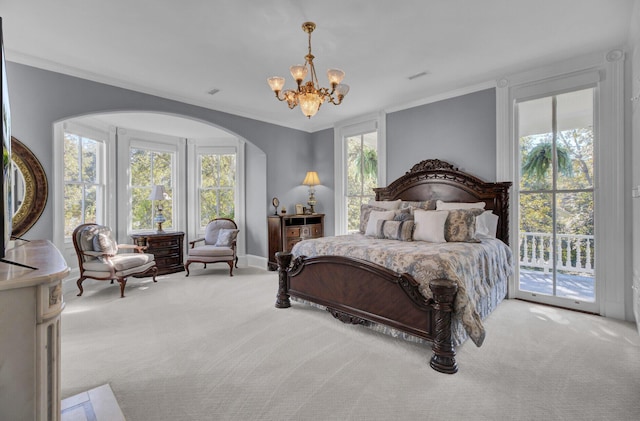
386,88 -> 497,182
309,128 -> 335,235
8,62 -> 498,258
7,62 -> 312,258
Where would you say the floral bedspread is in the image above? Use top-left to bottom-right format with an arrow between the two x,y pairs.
291,234 -> 513,346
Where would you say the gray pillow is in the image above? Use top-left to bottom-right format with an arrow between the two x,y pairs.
215,229 -> 239,247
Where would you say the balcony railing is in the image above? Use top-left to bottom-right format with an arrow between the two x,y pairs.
519,232 -> 594,275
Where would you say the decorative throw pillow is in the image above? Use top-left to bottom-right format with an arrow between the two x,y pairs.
476,210 -> 499,238
412,209 -> 449,243
399,200 -> 436,212
365,210 -> 396,236
444,208 -> 484,242
436,200 -> 486,210
367,199 -> 402,210
394,210 -> 414,222
92,231 -> 117,255
215,229 -> 239,247
375,219 -> 415,241
359,204 -> 386,233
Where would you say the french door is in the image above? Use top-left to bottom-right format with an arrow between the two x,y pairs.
516,87 -> 598,312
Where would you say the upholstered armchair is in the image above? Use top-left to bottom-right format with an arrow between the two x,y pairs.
72,223 -> 158,298
185,218 -> 239,277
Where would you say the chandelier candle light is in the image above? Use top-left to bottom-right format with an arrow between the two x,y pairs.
149,185 -> 168,233
267,22 -> 349,118
302,171 -> 320,214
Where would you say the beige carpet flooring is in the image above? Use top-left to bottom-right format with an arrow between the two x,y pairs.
60,266 -> 640,420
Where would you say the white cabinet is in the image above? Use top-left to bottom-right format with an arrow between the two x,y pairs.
0,240 -> 69,421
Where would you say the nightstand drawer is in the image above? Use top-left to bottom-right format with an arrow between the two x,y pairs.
286,227 -> 301,237
310,224 -> 322,237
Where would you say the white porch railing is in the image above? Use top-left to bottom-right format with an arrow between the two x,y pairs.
519,232 -> 594,275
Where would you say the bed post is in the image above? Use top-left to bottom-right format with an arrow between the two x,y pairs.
275,251 -> 292,308
429,279 -> 458,374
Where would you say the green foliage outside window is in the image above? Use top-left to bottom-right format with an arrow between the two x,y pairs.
346,133 -> 377,232
63,133 -> 101,237
130,148 -> 174,231
199,153 -> 235,226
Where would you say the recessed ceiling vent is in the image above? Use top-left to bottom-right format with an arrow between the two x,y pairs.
407,71 -> 429,81
207,88 -> 220,96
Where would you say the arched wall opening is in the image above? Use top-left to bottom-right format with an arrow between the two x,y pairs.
51,110 -> 268,270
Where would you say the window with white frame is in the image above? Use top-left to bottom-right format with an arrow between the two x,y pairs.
334,114 -> 386,235
129,147 -> 175,231
197,149 -> 236,227
63,132 -> 105,237
346,132 -> 378,232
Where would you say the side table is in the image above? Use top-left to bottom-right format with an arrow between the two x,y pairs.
130,231 -> 185,275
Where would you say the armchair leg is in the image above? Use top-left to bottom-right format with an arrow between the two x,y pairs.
118,278 -> 127,298
227,261 -> 234,277
185,261 -> 191,277
151,266 -> 158,282
235,256 -> 238,268
76,277 -> 86,296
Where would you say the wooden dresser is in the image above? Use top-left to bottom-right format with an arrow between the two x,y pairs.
267,214 -> 324,270
130,231 -> 185,275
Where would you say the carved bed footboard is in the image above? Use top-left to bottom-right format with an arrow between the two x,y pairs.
275,251 -> 459,374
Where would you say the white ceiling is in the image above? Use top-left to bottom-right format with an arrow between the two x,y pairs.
1,0 -> 635,134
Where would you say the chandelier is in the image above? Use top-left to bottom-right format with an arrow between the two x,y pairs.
267,22 -> 349,118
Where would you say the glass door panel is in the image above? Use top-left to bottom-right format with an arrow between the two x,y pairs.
516,88 -> 596,311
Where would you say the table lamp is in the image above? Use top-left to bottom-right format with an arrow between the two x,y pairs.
149,185 -> 167,232
302,171 -> 320,214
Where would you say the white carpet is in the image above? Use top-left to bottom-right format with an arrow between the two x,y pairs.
60,266 -> 640,420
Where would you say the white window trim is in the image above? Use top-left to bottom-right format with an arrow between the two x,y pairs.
186,137 -> 245,258
333,112 -> 386,235
53,119 -> 113,263
496,49 -> 626,318
116,128 -> 186,242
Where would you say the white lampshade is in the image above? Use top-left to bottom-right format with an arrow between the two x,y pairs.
267,76 -> 285,92
327,68 -> 345,85
289,65 -> 308,82
149,185 -> 166,201
335,84 -> 350,97
302,171 -> 320,186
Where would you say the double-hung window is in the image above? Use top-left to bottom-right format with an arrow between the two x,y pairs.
63,131 -> 105,237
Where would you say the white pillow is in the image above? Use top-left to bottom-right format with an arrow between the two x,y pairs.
476,210 -> 499,238
412,209 -> 449,243
365,210 -> 396,236
436,200 -> 486,210
367,199 -> 402,210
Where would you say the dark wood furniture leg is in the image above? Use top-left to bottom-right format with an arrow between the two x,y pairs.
429,279 -> 458,374
275,252 -> 291,308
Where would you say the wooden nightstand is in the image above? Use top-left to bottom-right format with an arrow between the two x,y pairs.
130,231 -> 185,275
267,214 -> 324,270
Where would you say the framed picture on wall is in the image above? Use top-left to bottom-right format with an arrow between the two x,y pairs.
295,204 -> 304,215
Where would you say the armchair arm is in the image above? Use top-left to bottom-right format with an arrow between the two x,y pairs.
189,238 -> 206,248
118,244 -> 147,253
82,250 -> 116,258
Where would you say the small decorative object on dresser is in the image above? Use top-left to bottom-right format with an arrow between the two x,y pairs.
267,213 -> 324,270
272,197 -> 280,215
130,231 -> 185,275
295,204 -> 304,215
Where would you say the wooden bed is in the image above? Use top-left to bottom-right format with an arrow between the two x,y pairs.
275,159 -> 512,374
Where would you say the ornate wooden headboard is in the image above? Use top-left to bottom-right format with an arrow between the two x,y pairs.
374,159 -> 512,244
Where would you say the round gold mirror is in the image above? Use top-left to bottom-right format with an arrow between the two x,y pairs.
11,136 -> 48,238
